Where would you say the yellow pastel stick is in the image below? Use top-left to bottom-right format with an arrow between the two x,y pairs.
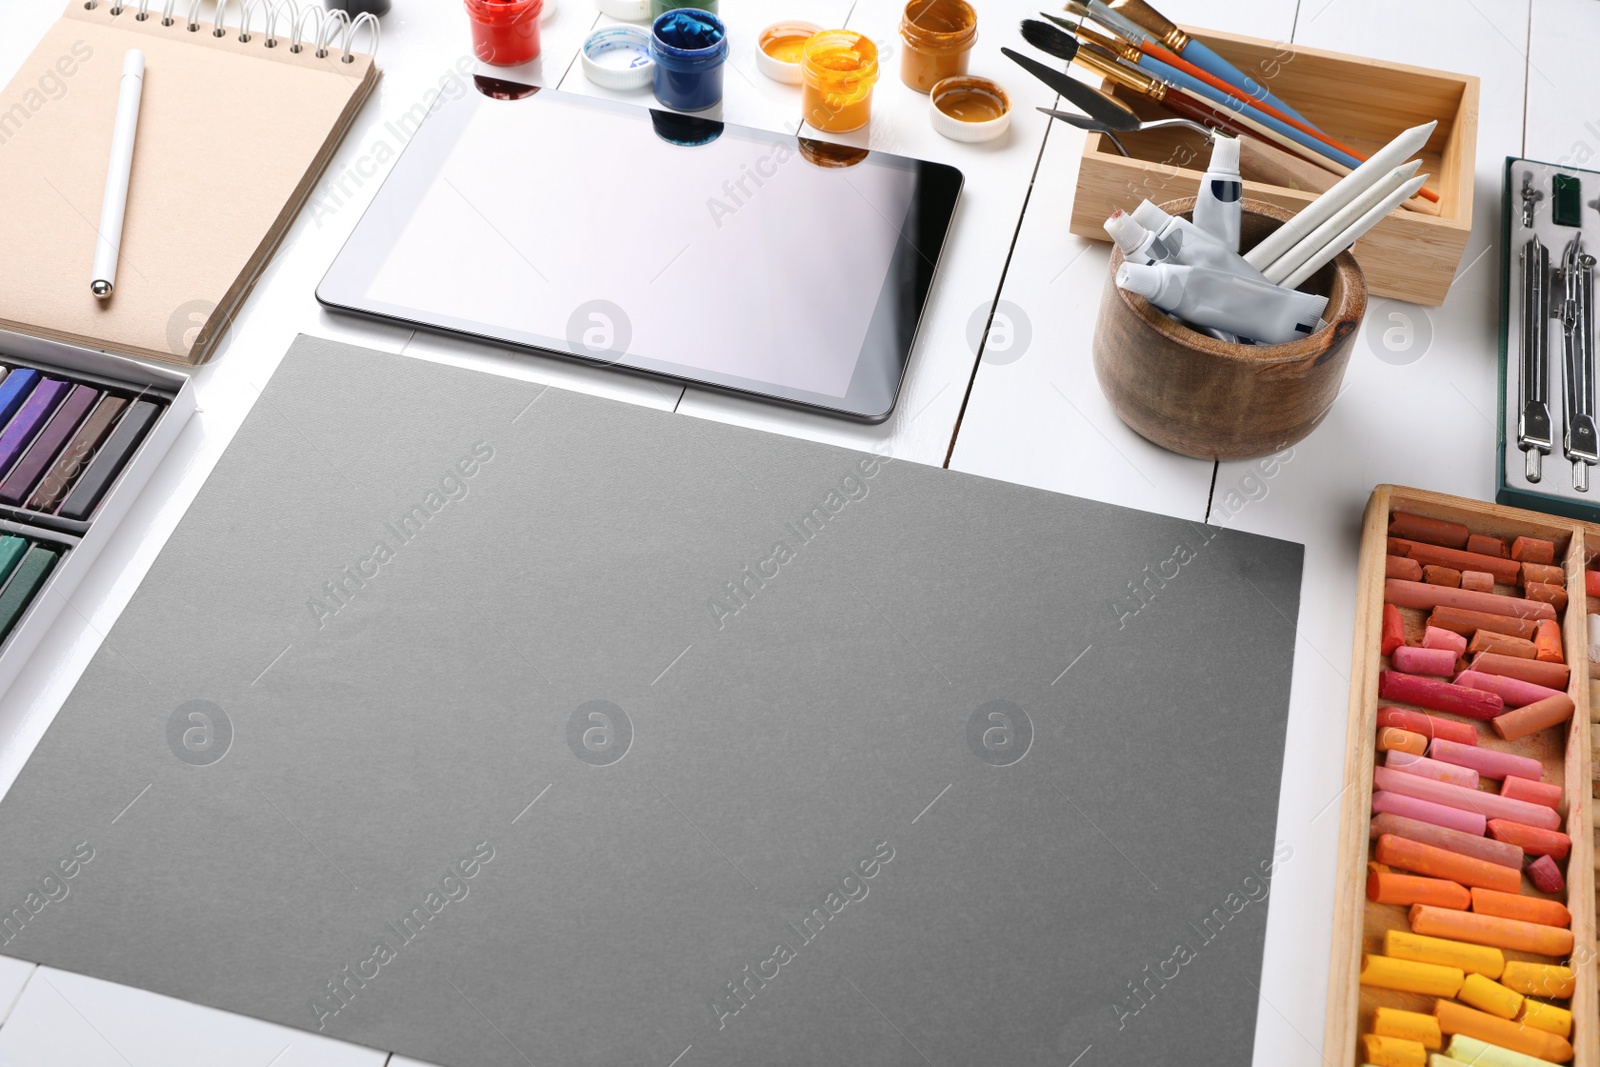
1460,973 -> 1524,1020
1500,962 -> 1574,999
1364,1033 -> 1427,1067
1446,1033 -> 1564,1067
1517,1000 -> 1572,1039
1375,1006 -> 1443,1049
1361,953 -> 1464,997
1386,930 -> 1504,978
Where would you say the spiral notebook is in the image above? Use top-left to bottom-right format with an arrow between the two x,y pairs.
0,2 -> 381,366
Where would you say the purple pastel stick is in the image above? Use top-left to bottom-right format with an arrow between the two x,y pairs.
0,377 -> 69,480
0,384 -> 99,506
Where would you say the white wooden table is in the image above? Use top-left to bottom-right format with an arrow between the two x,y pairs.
0,0 -> 1573,1063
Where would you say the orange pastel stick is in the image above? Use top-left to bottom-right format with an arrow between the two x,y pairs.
1533,619 -> 1563,663
1466,630 -> 1537,659
1586,569 -> 1600,598
1486,819 -> 1570,860
1382,603 -> 1405,655
1368,866 -> 1470,909
1389,511 -> 1470,548
1467,533 -> 1509,558
1500,776 -> 1562,810
1469,887 -> 1570,928
1521,562 -> 1565,586
1409,904 -> 1574,956
1523,582 -> 1568,612
1509,536 -> 1555,565
1491,692 -> 1576,742
1378,727 -> 1428,756
1385,580 -> 1556,622
1424,565 -> 1462,588
1388,555 -> 1424,582
1461,571 -> 1494,593
1428,607 -> 1539,641
1469,651 -> 1570,689
1391,540 -> 1522,584
1433,999 -> 1574,1063
1375,835 -> 1521,893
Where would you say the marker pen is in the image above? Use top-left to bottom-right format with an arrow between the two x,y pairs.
1116,262 -> 1329,346
1193,135 -> 1242,253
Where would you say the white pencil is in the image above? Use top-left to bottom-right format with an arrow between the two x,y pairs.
1279,174 -> 1429,290
1244,119 -> 1437,272
92,49 -> 144,299
1263,160 -> 1422,284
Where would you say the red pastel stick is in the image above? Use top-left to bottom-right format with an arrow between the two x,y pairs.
1500,775 -> 1561,810
1378,671 -> 1503,720
1388,512 -> 1469,549
1486,819 -> 1570,860
1381,603 -> 1405,655
1377,707 -> 1477,746
1385,579 -> 1556,622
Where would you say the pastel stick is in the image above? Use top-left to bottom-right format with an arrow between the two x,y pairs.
0,536 -> 28,587
0,377 -> 69,479
0,369 -> 40,434
26,395 -> 127,513
0,544 -> 58,642
56,398 -> 159,521
0,384 -> 99,505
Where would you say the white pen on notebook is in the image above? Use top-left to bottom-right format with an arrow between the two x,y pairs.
91,49 -> 144,299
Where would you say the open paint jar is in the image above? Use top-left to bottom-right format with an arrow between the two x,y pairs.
463,0 -> 544,66
929,75 -> 1010,142
899,0 -> 977,93
652,0 -> 717,15
756,21 -> 822,84
651,9 -> 729,112
800,30 -> 880,135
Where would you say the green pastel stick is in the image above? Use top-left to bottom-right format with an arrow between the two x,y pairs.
0,544 -> 58,641
0,536 -> 27,588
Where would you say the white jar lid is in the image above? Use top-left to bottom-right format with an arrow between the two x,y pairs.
755,21 -> 821,84
929,75 -> 1011,143
595,0 -> 651,20
582,25 -> 655,91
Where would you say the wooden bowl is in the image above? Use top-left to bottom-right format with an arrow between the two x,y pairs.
1093,196 -> 1368,461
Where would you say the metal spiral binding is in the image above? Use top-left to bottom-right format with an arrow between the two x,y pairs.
80,0 -> 378,59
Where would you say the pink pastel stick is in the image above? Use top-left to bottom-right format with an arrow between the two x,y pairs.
1501,775 -> 1561,810
1422,626 -> 1469,656
1386,750 -> 1480,789
1371,765 -> 1562,830
1453,669 -> 1565,708
1427,737 -> 1544,782
1372,790 -> 1487,835
1392,645 -> 1458,676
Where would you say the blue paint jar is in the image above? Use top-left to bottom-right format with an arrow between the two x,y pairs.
650,9 -> 728,113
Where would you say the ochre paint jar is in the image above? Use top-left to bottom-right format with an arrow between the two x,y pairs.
464,0 -> 544,66
898,0 -> 977,93
800,30 -> 880,135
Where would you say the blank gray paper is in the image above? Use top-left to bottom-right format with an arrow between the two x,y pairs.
0,336 -> 1303,1066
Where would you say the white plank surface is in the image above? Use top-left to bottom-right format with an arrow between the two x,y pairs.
0,959 -> 31,1027
0,967 -> 387,1067
1207,3 -> 1533,1065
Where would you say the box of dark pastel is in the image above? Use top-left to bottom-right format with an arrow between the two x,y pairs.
0,328 -> 194,698
1326,485 -> 1596,1066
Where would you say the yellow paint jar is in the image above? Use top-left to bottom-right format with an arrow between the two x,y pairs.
899,0 -> 978,93
800,31 -> 880,134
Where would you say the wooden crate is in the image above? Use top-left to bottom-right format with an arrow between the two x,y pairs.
1068,28 -> 1478,307
1325,486 -> 1596,1065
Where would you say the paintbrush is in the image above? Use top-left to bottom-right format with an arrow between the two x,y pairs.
1000,45 -> 1146,131
1039,13 -> 1361,160
1093,0 -> 1315,129
1061,36 -> 1439,214
1023,19 -> 1359,173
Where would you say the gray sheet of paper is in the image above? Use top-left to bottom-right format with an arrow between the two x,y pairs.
0,336 -> 1303,1067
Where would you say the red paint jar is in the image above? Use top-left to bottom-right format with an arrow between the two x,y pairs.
464,0 -> 544,66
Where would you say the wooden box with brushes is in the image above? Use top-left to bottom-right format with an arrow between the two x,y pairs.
1327,485 -> 1597,1067
1065,27 -> 1478,307
1498,157 -> 1600,526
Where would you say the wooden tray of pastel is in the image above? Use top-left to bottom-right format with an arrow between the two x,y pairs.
1326,485 -> 1596,1067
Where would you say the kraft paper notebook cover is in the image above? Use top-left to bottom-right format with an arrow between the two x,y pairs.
0,337 -> 1304,1066
0,3 -> 379,365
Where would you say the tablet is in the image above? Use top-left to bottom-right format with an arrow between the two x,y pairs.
317,79 -> 964,421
